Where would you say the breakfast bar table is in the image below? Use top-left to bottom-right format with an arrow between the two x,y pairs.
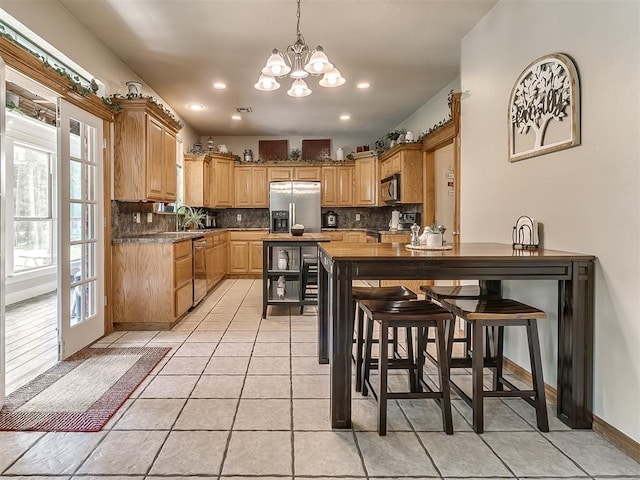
317,242 -> 596,430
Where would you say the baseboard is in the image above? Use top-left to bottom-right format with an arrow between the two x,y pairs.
593,415 -> 640,462
502,356 -> 557,404
504,356 -> 640,463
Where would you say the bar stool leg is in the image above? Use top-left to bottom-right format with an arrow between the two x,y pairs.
362,312 -> 375,396
493,326 -> 505,391
355,304 -> 365,392
471,320 -> 485,433
527,319 -> 549,432
436,317 -> 453,434
392,326 -> 399,357
416,326 -> 427,393
406,326 -> 417,392
378,320 -> 389,435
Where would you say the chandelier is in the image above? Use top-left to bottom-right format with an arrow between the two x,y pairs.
254,0 -> 345,97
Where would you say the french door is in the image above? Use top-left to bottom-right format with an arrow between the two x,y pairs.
57,99 -> 104,359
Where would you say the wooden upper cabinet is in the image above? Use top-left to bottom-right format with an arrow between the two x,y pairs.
267,167 -> 293,182
183,154 -> 211,207
210,154 -> 235,208
322,165 -> 354,206
235,166 -> 268,207
294,166 -> 321,181
378,143 -> 423,205
113,98 -> 181,202
354,155 -> 378,206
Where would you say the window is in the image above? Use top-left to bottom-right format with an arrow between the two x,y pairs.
12,144 -> 55,273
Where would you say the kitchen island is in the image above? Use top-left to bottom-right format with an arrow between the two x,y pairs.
262,233 -> 331,318
317,241 -> 595,430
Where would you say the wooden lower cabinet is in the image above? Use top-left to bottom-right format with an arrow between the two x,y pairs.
344,231 -> 365,243
206,231 -> 228,290
228,230 -> 268,276
112,240 -> 192,330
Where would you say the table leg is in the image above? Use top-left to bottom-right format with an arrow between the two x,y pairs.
557,260 -> 594,428
330,261 -> 354,429
318,253 -> 329,365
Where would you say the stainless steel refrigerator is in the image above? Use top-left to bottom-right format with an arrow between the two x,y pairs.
269,181 -> 321,233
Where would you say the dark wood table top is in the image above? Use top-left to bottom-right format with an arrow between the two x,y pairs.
319,242 -> 595,261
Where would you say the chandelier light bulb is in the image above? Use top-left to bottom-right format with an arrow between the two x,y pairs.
262,49 -> 290,77
319,67 -> 345,88
287,79 -> 311,97
254,74 -> 280,91
304,46 -> 333,75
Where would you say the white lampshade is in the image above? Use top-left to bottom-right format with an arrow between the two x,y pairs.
287,79 -> 312,97
304,46 -> 333,74
319,67 -> 346,88
254,74 -> 281,91
262,50 -> 291,77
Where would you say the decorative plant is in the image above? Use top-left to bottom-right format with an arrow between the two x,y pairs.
425,222 -> 446,234
178,206 -> 206,230
385,128 -> 406,142
374,137 -> 386,155
290,148 -> 300,161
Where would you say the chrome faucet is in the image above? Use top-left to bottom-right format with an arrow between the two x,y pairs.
175,205 -> 195,231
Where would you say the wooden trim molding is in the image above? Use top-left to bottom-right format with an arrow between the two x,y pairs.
422,92 -> 461,152
0,36 -> 114,121
593,415 -> 640,463
504,356 -> 640,463
503,356 -> 557,404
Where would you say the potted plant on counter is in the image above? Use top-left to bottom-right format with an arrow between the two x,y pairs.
178,206 -> 206,230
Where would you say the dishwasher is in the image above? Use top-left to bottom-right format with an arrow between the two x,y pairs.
192,238 -> 207,306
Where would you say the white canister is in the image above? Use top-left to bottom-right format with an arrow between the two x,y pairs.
336,147 -> 344,161
426,232 -> 443,247
218,144 -> 228,153
405,130 -> 414,142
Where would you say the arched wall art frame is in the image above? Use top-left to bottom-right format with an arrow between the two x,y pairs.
508,53 -> 580,162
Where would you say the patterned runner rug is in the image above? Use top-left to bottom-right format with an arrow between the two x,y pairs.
0,346 -> 169,432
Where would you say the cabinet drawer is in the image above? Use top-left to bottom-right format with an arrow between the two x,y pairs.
174,255 -> 193,286
174,281 -> 193,318
295,166 -> 321,181
174,240 -> 192,258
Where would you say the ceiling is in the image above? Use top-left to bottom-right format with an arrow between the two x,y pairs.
57,0 -> 496,138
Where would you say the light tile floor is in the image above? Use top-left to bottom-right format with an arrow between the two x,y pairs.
1,278 -> 638,479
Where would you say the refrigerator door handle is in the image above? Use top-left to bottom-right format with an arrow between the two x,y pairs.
289,202 -> 295,231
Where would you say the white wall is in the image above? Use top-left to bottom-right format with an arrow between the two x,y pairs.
0,1 -> 199,145
460,0 -> 640,441
397,77 -> 460,137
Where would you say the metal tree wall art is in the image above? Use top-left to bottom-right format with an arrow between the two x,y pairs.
508,53 -> 580,162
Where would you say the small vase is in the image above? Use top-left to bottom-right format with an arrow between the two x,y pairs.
126,81 -> 143,95
389,140 -> 396,148
336,147 -> 344,161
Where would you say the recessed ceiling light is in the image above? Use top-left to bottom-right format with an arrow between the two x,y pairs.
340,114 -> 351,121
232,115 -> 242,120
213,82 -> 226,90
187,104 -> 204,111
357,82 -> 370,89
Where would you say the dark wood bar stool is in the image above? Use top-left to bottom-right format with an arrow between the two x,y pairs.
420,284 -> 502,360
352,286 -> 417,392
360,299 -> 455,436
439,297 -> 549,434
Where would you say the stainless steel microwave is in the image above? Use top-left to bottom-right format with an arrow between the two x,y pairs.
380,174 -> 400,204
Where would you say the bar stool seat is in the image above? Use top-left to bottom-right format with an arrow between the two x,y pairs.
420,284 -> 502,361
438,297 -> 549,434
359,299 -> 455,435
352,286 -> 417,392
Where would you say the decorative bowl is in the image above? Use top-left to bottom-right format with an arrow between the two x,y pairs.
291,226 -> 305,236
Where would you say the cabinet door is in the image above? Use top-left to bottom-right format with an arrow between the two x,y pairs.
295,166 -> 321,181
344,231 -> 364,243
251,167 -> 268,207
213,158 -> 234,207
268,167 -> 293,181
146,116 -> 164,200
163,128 -> 177,201
249,241 -> 263,274
205,245 -> 215,290
229,241 -> 249,273
234,167 -> 252,207
336,166 -> 354,206
321,166 -> 338,206
355,158 -> 378,206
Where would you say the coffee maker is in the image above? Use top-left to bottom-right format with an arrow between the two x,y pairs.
271,210 -> 289,233
399,212 -> 421,230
